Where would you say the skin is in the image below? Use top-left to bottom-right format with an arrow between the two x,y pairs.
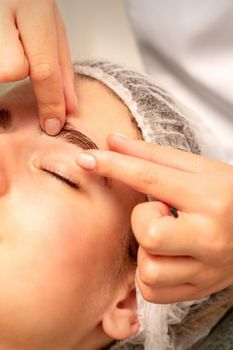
0,0 -> 76,135
76,135 -> 233,303
0,78 -> 145,350
2,0 -> 233,317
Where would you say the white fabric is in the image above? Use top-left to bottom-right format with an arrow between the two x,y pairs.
127,0 -> 233,164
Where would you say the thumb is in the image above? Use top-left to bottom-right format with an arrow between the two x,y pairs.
131,201 -> 171,240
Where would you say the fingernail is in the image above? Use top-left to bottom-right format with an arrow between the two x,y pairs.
112,132 -> 130,139
44,118 -> 61,136
76,152 -> 96,170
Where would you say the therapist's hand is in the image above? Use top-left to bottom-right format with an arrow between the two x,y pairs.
0,0 -> 77,135
76,133 -> 233,303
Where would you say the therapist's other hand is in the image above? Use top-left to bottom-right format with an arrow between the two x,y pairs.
76,133 -> 233,303
0,0 -> 77,135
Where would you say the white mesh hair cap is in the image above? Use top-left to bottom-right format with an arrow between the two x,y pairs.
75,61 -> 202,154
74,61 -> 233,350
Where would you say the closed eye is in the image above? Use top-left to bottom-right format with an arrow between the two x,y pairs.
41,167 -> 81,190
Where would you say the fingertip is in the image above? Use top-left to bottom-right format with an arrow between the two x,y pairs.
44,118 -> 62,136
76,152 -> 96,170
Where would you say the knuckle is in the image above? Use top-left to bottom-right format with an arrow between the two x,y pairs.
139,285 -> 156,303
132,203 -> 164,250
137,165 -> 158,189
139,226 -> 160,252
200,223 -> 226,261
0,62 -> 28,82
207,181 -> 233,217
30,62 -> 57,82
131,203 -> 144,234
139,260 -> 160,286
145,225 -> 163,250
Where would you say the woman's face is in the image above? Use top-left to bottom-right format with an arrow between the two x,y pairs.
0,78 -> 144,349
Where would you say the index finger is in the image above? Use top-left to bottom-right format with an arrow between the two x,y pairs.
0,5 -> 29,82
107,133 -> 231,174
76,150 -> 204,211
17,0 -> 65,135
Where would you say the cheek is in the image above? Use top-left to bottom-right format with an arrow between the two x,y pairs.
0,191 -> 104,339
0,187 -> 121,341
8,191 -> 102,292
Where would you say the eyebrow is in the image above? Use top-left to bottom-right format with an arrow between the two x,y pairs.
56,121 -> 99,151
0,107 -> 98,150
0,108 -> 111,186
55,122 -> 113,187
55,121 -> 112,187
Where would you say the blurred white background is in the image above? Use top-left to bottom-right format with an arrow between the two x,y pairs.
0,0 -> 143,95
57,0 -> 143,69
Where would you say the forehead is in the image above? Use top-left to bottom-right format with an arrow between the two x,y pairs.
0,77 -> 138,150
73,77 -> 139,147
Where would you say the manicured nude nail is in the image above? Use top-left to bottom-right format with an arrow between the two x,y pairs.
76,153 -> 96,170
44,118 -> 61,136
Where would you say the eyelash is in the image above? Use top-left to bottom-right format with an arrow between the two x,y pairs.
40,166 -> 81,190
